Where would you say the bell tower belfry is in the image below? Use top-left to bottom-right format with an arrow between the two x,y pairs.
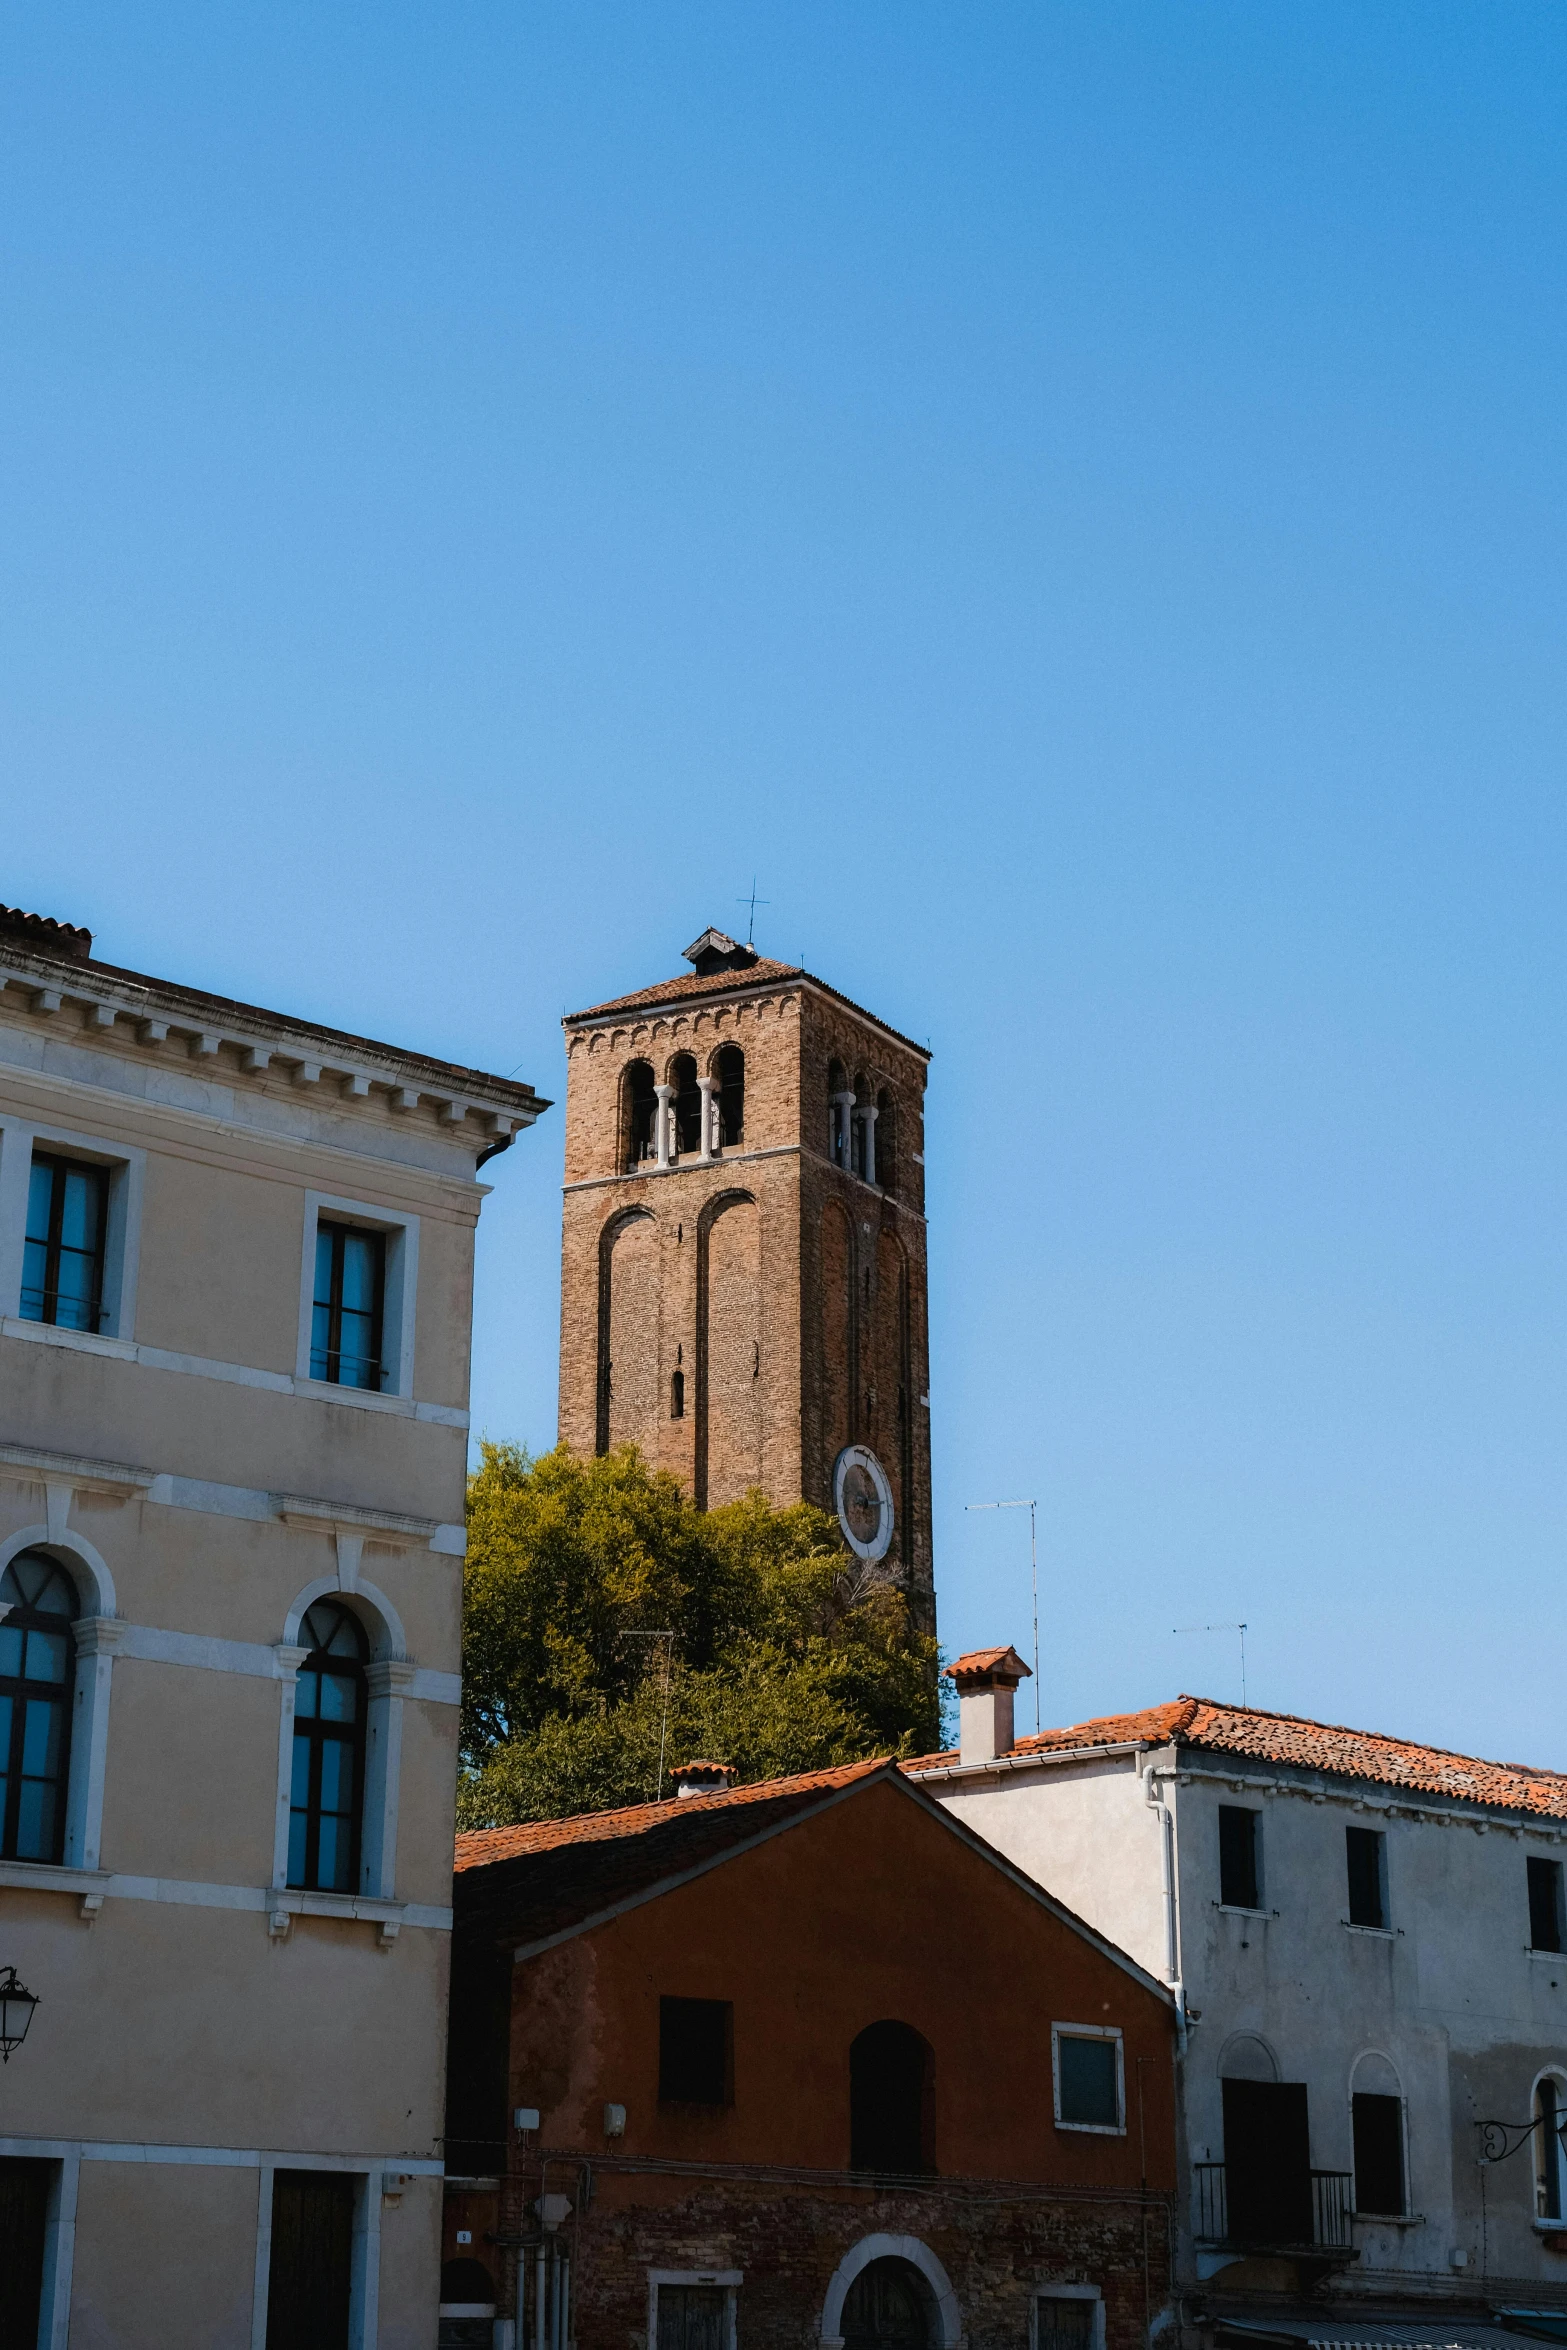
558,929 -> 934,1629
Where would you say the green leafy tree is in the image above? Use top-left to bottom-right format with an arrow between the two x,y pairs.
459,1442 -> 942,1828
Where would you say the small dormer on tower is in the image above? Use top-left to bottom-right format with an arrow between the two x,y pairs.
557,930 -> 935,1632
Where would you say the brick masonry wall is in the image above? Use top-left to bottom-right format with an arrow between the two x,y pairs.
557,972 -> 933,1630
457,2168 -> 1172,2350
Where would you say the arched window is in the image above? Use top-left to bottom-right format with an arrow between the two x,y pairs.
1350,2053 -> 1406,2217
1537,2074 -> 1567,2223
876,1088 -> 896,1194
670,1053 -> 703,1156
0,1550 -> 78,1862
670,1368 -> 685,1419
841,2259 -> 935,2350
288,1601 -> 368,1893
850,2020 -> 935,2174
440,2256 -> 496,2308
828,1060 -> 848,1165
850,1073 -> 870,1179
624,1060 -> 658,1169
715,1046 -> 744,1148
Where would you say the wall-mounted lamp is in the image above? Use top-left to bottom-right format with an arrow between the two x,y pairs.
0,1968 -> 38,2063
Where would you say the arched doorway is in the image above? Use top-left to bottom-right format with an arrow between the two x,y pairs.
840,2259 -> 935,2350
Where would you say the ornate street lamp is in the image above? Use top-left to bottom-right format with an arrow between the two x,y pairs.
0,1966 -> 39,2062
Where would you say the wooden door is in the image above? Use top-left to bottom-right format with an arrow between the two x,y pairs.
266,2170 -> 355,2350
0,2159 -> 49,2350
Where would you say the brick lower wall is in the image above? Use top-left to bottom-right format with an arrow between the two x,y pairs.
460,2168 -> 1172,2350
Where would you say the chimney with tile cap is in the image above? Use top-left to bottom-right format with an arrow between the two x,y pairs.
674,1759 -> 736,1799
949,1646 -> 1032,1764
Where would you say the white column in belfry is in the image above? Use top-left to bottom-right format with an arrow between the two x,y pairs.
654,1085 -> 675,1169
696,1075 -> 717,1159
862,1102 -> 879,1187
833,1090 -> 856,1170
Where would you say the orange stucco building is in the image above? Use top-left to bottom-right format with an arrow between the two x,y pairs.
442,1760 -> 1177,2350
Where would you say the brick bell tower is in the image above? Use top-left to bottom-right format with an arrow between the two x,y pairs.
558,928 -> 934,1630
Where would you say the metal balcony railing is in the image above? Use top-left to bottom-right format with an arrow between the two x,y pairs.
1192,2163 -> 1354,2251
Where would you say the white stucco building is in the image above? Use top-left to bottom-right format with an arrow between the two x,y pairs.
908,1655 -> 1567,2343
0,899 -> 546,2348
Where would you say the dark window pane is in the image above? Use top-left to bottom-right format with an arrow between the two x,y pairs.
1352,2092 -> 1405,2215
1346,1828 -> 1387,1928
318,1674 -> 356,1723
657,2286 -> 728,2350
294,1673 -> 318,1721
1529,1858 -> 1565,1954
23,1163 -> 51,1247
24,1630 -> 68,1685
291,1734 -> 312,1807
1058,2035 -> 1119,2127
0,1629 -> 20,1678
19,1700 -> 61,1779
1038,2303 -> 1094,2350
850,2023 -> 934,2173
16,1777 -> 56,1859
287,1809 -> 308,1886
21,1156 -> 107,1330
659,1996 -> 731,2104
1219,1806 -> 1260,1909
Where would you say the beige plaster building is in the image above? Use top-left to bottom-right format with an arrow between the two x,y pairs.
0,900 -> 545,2348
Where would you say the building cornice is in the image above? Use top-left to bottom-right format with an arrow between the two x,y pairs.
564,969 -> 931,1065
0,941 -> 549,1144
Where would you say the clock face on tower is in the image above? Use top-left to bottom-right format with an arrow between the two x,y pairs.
833,1445 -> 894,1563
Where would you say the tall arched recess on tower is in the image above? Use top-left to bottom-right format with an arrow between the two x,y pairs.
598,1207 -> 660,1459
699,1193 -> 762,1508
820,1199 -> 854,1480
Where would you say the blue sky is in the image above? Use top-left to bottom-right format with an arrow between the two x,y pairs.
6,4 -> 1565,1766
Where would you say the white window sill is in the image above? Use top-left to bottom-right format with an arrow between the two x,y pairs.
0,1859 -> 111,1897
1534,2220 -> 1567,2236
293,1377 -> 417,1416
1054,2120 -> 1126,2136
1,1316 -> 134,1359
1530,1947 -> 1566,1963
1216,1904 -> 1270,1920
1354,2212 -> 1424,2228
1342,1920 -> 1396,1937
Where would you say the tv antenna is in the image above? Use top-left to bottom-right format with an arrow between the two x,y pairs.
965,1498 -> 1040,1731
620,1630 -> 676,1800
1173,1621 -> 1249,1706
737,879 -> 769,944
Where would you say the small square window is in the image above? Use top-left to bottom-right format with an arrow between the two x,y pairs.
1529,1858 -> 1566,1955
1036,2299 -> 1098,2350
1053,2029 -> 1122,2131
1219,1805 -> 1261,1910
1346,1827 -> 1388,1929
659,1997 -> 732,2106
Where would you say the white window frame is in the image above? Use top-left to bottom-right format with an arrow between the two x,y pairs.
1051,2023 -> 1126,2136
296,1192 -> 419,1401
273,1577 -> 412,1909
1031,2285 -> 1105,2350
1532,2068 -> 1567,2230
0,1114 -> 145,1341
648,2269 -> 743,2350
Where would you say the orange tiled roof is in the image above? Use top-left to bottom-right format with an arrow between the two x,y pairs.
905,1696 -> 1567,1821
455,1757 -> 885,1873
563,961 -> 931,1061
565,959 -> 803,1022
948,1645 -> 1032,1684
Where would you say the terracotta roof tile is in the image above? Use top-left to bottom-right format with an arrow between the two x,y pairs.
948,1645 -> 1033,1685
453,1759 -> 892,1951
562,961 -> 931,1062
565,960 -> 803,1021
454,1757 -> 885,1872
905,1696 -> 1567,1820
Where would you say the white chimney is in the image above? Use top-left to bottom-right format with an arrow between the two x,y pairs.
949,1646 -> 1032,1764
674,1759 -> 736,1800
